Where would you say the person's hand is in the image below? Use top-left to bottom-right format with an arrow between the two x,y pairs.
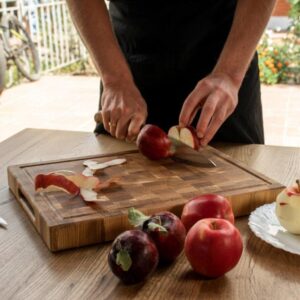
179,73 -> 239,146
101,80 -> 147,141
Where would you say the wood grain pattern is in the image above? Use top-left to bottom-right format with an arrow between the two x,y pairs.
7,146 -> 283,251
1,129 -> 300,300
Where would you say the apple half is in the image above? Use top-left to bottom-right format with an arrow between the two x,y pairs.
168,125 -> 200,150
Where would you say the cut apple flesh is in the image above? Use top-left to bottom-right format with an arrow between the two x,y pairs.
180,127 -> 199,150
168,126 -> 199,150
168,126 -> 180,141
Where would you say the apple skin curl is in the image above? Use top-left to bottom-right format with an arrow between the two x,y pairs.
35,173 -> 80,195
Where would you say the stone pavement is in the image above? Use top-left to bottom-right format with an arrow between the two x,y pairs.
0,75 -> 299,147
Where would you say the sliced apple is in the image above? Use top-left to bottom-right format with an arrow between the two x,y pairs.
180,126 -> 200,150
168,126 -> 180,141
168,125 -> 200,150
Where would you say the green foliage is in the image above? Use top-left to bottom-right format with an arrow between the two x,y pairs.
258,1 -> 300,84
258,35 -> 291,84
288,0 -> 300,29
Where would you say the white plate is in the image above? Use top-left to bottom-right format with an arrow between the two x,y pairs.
248,203 -> 300,255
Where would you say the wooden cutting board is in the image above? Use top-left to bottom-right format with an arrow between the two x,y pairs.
7,147 -> 284,251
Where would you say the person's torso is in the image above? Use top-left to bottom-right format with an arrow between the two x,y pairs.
109,0 -> 237,84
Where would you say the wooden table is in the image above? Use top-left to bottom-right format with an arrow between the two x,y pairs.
1,129 -> 300,300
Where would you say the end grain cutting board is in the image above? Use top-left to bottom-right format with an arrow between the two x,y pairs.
7,147 -> 284,251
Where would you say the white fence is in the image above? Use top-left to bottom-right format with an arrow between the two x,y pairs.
0,0 -> 87,73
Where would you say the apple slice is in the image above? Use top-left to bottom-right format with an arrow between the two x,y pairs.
179,126 -> 199,150
168,126 -> 180,141
168,126 -> 200,150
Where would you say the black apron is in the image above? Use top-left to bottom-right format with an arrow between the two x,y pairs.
95,0 -> 264,144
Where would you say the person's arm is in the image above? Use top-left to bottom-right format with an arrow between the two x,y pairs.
66,0 -> 147,141
179,0 -> 276,146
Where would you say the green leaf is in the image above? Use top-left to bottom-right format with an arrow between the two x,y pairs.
116,249 -> 132,271
147,221 -> 168,234
128,207 -> 150,227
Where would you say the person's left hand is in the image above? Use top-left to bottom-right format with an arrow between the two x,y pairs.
179,73 -> 239,146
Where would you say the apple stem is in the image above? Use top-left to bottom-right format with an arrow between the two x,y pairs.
128,207 -> 150,227
296,179 -> 300,193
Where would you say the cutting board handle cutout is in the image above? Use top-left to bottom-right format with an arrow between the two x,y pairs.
17,188 -> 36,223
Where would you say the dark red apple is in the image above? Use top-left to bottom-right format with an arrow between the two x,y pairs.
181,194 -> 234,231
128,208 -> 186,263
137,124 -> 174,160
108,230 -> 159,284
184,218 -> 243,278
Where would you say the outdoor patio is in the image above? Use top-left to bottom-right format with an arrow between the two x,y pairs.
0,75 -> 299,147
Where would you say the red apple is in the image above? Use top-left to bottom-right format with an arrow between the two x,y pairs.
137,124 -> 174,160
181,194 -> 234,231
108,230 -> 159,284
185,218 -> 243,278
128,208 -> 186,263
168,125 -> 199,150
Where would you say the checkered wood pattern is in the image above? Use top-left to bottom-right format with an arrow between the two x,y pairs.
8,149 -> 284,251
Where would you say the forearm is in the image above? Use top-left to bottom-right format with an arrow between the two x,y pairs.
66,0 -> 133,86
213,0 -> 276,87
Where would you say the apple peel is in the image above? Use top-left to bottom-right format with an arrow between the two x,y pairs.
83,158 -> 126,171
82,167 -> 94,177
35,173 -> 80,195
35,172 -> 120,202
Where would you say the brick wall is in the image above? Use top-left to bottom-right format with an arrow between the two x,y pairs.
272,0 -> 291,16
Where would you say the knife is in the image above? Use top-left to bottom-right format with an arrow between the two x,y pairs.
94,112 -> 216,168
169,137 -> 216,168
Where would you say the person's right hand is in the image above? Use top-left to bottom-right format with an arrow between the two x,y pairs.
101,81 -> 148,141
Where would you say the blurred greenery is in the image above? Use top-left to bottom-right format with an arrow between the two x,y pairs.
258,0 -> 300,84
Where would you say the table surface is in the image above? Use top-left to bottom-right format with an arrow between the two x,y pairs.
1,129 -> 300,300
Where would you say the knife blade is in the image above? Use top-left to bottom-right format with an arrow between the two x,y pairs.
169,137 -> 216,168
94,111 -> 216,167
